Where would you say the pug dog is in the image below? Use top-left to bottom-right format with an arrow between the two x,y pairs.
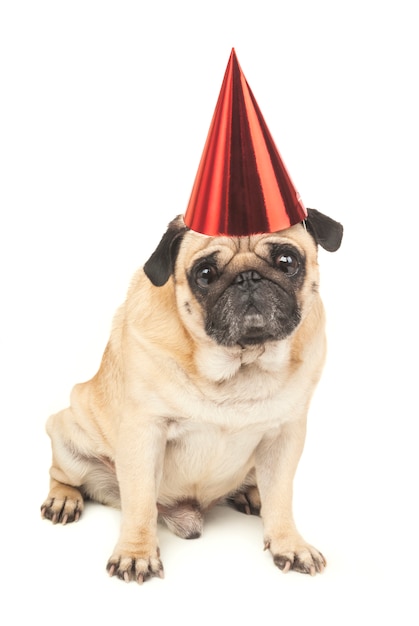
41,208 -> 343,584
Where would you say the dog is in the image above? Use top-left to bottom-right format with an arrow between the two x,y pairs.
41,208 -> 343,583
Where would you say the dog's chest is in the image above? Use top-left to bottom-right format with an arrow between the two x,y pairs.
177,343 -> 306,429
154,339 -> 314,505
161,419 -> 262,506
158,365 -> 304,506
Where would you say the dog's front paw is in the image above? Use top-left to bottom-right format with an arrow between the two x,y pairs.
107,547 -> 164,584
265,534 -> 326,576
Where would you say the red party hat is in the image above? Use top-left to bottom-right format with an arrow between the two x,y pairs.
184,49 -> 307,236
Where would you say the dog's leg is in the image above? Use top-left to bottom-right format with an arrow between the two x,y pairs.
41,409 -> 87,524
41,476 -> 84,524
106,417 -> 166,584
228,485 -> 261,516
256,416 -> 326,575
227,470 -> 261,515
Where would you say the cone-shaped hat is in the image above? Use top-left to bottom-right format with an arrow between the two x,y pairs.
184,49 -> 307,236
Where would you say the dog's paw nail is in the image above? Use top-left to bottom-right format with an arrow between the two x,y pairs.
274,555 -> 292,572
123,571 -> 130,583
137,573 -> 144,585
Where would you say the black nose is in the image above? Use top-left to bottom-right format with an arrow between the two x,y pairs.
233,270 -> 262,290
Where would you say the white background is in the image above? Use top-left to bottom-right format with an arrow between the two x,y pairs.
1,1 -> 418,623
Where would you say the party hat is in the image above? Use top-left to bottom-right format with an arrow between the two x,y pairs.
184,49 -> 307,236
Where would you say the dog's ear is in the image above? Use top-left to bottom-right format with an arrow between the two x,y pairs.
305,208 -> 343,252
143,217 -> 189,286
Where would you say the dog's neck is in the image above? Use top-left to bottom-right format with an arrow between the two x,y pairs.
193,340 -> 291,383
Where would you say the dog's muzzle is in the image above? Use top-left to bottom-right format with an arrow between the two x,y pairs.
205,269 -> 300,347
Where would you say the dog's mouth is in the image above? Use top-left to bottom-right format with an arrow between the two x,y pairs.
237,308 -> 271,345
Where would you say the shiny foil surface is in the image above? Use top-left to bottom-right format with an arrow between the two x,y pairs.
184,49 -> 307,236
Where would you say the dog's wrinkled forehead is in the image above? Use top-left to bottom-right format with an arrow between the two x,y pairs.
180,224 -> 316,272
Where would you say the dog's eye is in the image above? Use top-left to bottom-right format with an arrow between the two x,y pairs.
195,265 -> 218,288
275,253 -> 300,276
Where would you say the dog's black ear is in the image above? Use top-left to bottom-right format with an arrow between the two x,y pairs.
305,208 -> 343,252
143,217 -> 189,287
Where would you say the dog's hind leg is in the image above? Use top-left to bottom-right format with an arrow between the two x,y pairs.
226,469 -> 261,516
40,407 -> 94,524
41,475 -> 84,524
227,484 -> 261,516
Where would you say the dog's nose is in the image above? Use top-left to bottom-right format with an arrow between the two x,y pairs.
233,270 -> 262,290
